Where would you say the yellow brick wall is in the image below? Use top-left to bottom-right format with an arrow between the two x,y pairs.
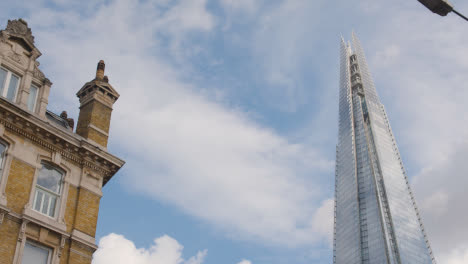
76,100 -> 112,147
74,188 -> 101,237
68,241 -> 93,264
89,101 -> 112,134
5,158 -> 35,214
0,218 -> 20,264
76,102 -> 93,137
87,128 -> 108,148
64,185 -> 78,233
60,240 -> 71,264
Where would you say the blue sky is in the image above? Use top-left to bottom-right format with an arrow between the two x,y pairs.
2,0 -> 468,263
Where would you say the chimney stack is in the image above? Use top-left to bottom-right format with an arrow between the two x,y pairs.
75,60 -> 120,148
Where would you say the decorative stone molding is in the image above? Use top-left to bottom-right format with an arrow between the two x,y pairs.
33,61 -> 45,79
0,101 -> 124,182
0,205 -> 9,224
58,235 -> 66,258
43,78 -> 52,86
6,51 -> 27,66
18,220 -> 29,242
23,207 -> 68,236
0,31 -> 8,44
71,229 -> 97,249
4,19 -> 35,45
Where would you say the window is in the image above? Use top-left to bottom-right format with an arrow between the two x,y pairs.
0,142 -> 6,181
27,85 -> 39,112
0,67 -> 20,102
22,241 -> 52,264
33,163 -> 63,218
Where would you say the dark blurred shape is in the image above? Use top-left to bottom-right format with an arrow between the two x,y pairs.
417,0 -> 453,16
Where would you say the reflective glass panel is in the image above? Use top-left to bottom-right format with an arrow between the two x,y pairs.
0,68 -> 6,95
37,163 -> 62,194
22,241 -> 50,264
6,74 -> 18,101
28,85 -> 38,111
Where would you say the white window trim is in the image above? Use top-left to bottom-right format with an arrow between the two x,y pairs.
32,162 -> 64,219
0,67 -> 21,102
27,84 -> 39,112
0,129 -> 14,207
24,154 -> 70,233
33,185 -> 60,218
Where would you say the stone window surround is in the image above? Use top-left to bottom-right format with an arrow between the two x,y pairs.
0,66 -> 21,102
0,124 -> 16,208
0,53 -> 50,119
23,152 -> 71,233
12,220 -> 65,264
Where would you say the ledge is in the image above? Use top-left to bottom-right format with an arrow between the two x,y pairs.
71,229 -> 98,250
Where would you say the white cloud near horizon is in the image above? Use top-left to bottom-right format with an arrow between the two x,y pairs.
93,233 -> 207,264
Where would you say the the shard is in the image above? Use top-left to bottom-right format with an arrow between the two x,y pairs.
333,33 -> 436,264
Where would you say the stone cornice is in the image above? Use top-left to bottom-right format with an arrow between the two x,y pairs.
0,98 -> 124,185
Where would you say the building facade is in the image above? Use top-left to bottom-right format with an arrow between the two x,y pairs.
334,33 -> 435,264
0,19 -> 124,264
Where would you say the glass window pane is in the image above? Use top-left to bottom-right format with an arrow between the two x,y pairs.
0,68 -> 6,95
7,74 -> 19,101
41,194 -> 50,215
34,191 -> 43,211
22,241 -> 50,264
37,164 -> 62,194
27,85 -> 38,111
48,196 -> 56,217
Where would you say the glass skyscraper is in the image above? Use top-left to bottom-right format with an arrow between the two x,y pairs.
333,33 -> 436,264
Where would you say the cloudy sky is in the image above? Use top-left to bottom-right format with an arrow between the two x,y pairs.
2,0 -> 468,263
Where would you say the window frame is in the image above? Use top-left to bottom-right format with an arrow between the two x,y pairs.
27,84 -> 39,112
22,240 -> 53,264
0,140 -> 7,182
32,162 -> 64,219
0,137 -> 11,207
0,66 -> 21,103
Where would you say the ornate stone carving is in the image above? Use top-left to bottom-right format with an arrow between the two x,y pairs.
8,51 -> 21,63
58,236 -> 66,258
33,61 -> 45,79
4,19 -> 34,45
0,212 -> 4,224
0,31 -> 8,44
44,78 -> 52,86
18,220 -> 29,242
6,51 -> 27,66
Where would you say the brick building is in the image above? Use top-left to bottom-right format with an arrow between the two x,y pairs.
0,19 -> 124,264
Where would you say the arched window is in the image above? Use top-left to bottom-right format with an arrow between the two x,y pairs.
33,163 -> 63,218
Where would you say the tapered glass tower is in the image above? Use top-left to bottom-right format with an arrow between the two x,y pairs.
333,33 -> 436,264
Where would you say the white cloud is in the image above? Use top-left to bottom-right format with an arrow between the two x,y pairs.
441,245 -> 468,264
237,260 -> 252,264
5,0 -> 333,249
156,0 -> 214,34
92,234 -> 207,264
221,0 -> 258,13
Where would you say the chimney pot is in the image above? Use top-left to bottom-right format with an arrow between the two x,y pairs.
96,60 -> 105,80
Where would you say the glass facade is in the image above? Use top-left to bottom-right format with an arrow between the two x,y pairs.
333,33 -> 436,264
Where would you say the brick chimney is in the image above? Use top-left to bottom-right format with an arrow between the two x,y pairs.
76,60 -> 120,147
